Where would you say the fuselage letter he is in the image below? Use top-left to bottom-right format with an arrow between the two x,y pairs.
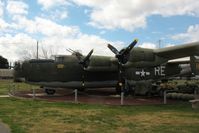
155,66 -> 160,76
154,66 -> 165,76
161,66 -> 165,76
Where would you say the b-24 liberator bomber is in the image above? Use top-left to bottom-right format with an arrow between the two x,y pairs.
14,39 -> 199,95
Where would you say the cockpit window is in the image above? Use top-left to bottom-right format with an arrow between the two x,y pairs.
55,57 -> 64,63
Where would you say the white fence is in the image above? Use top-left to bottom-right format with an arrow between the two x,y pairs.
0,69 -> 13,78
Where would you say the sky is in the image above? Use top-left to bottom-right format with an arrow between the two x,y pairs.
0,0 -> 199,61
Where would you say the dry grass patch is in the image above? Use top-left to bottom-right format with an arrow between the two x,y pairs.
25,107 -> 103,133
26,114 -> 102,133
116,127 -> 131,133
119,111 -> 199,128
38,107 -> 101,116
28,118 -> 84,133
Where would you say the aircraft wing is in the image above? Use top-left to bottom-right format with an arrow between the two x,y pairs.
154,42 -> 199,60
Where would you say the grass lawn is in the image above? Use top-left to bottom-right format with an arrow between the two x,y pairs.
0,79 -> 38,95
0,80 -> 199,133
0,79 -> 13,95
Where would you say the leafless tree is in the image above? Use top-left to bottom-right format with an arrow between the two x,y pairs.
20,45 -> 58,60
40,46 -> 58,59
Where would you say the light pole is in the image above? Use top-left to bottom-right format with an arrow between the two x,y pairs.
36,40 -> 39,59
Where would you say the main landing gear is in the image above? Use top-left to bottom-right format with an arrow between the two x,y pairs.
116,81 -> 134,96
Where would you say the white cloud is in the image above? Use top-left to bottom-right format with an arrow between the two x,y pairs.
0,11 -> 124,61
0,33 -> 36,61
0,19 -> 9,30
13,16 -> 79,37
38,0 -> 69,20
40,34 -> 121,56
6,0 -> 29,15
49,9 -> 68,20
34,17 -> 79,37
0,32 -> 124,61
139,42 -> 157,49
37,0 -> 69,9
72,0 -> 107,7
72,0 -> 199,32
58,10 -> 68,19
0,18 -> 19,34
1,4 -> 123,61
0,1 -> 4,17
172,24 -> 199,42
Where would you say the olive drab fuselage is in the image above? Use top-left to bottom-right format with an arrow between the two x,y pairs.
14,42 -> 199,89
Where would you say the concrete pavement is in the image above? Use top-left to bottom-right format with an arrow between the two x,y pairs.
0,121 -> 11,133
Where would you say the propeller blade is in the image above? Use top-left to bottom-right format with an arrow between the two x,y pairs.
77,49 -> 94,68
120,39 -> 138,56
67,48 -> 83,61
107,44 -> 119,55
82,49 -> 94,63
66,48 -> 73,53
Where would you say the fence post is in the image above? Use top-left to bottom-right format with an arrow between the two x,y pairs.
32,86 -> 36,99
74,89 -> 78,103
121,92 -> 124,105
12,84 -> 16,95
8,84 -> 11,94
194,88 -> 199,99
164,90 -> 167,104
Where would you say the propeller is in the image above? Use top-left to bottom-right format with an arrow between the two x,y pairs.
108,39 -> 138,64
67,48 -> 93,68
66,49 -> 93,89
107,39 -> 138,95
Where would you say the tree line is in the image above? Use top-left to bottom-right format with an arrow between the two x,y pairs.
0,56 -> 9,69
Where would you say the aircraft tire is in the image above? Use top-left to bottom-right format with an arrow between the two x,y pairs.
45,89 -> 56,95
